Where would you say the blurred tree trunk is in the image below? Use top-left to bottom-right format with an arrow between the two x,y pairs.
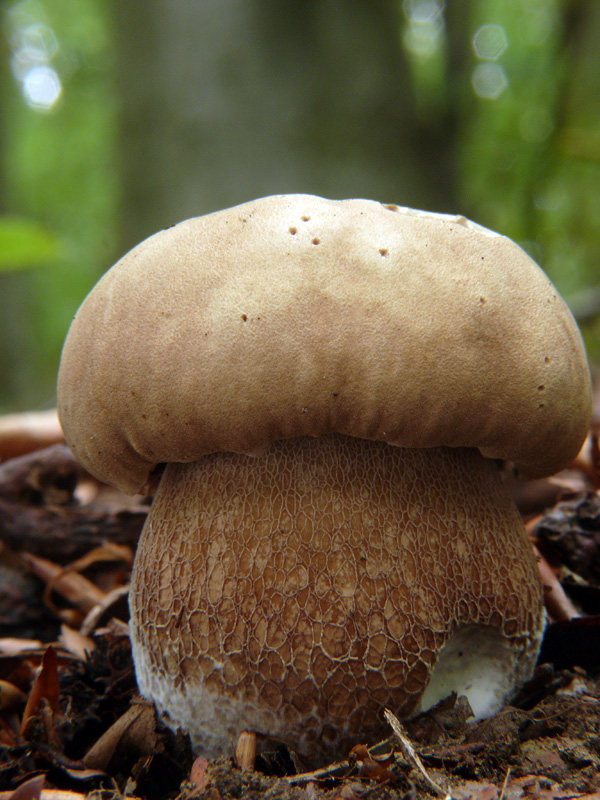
112,0 -> 458,249
0,26 -> 33,410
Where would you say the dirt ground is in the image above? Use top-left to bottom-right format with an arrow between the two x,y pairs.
0,431 -> 599,800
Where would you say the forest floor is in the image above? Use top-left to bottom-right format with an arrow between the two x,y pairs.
0,417 -> 599,800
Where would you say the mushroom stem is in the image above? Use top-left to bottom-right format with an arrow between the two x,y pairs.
129,434 -> 544,762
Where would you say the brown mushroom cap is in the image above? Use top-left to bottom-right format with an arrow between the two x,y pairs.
57,195 -> 591,495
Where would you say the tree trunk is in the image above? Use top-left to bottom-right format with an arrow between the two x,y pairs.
113,0 -> 458,250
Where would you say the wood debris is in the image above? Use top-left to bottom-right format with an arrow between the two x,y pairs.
0,412 -> 599,799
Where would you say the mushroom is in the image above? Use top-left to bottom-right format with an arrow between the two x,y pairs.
57,195 -> 592,762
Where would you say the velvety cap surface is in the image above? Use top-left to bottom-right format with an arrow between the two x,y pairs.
57,194 -> 592,493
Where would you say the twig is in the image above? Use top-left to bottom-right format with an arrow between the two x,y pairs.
498,766 -> 511,800
285,758 -> 351,785
285,735 -> 397,784
384,708 -> 451,799
531,543 -> 581,621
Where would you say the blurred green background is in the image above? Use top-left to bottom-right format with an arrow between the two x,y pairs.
1,0 -> 599,413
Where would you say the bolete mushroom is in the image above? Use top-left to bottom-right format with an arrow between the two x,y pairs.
57,195 -> 591,762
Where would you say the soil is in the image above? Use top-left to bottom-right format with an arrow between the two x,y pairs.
0,441 -> 599,800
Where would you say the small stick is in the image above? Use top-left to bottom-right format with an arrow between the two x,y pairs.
384,709 -> 450,799
498,766 -> 511,800
286,758 -> 351,784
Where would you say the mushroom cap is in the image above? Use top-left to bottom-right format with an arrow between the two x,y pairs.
57,194 -> 591,493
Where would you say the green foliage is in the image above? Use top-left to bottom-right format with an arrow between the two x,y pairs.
1,0 -> 598,411
458,0 -> 600,297
1,0 -> 117,411
0,216 -> 63,271
455,0 -> 600,363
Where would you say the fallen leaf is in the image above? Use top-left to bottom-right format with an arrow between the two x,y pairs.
508,774 -> 600,799
20,553 -> 105,616
0,638 -> 43,656
0,679 -> 26,711
449,780 -> 498,800
79,584 -> 130,637
83,699 -> 156,771
336,783 -> 368,800
20,646 -> 59,735
58,625 -> 95,660
189,755 -> 211,791
0,409 -> 63,461
6,775 -> 44,800
0,792 -> 131,800
533,543 -> 581,621
66,543 -> 133,572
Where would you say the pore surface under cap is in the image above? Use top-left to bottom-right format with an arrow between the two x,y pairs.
57,194 -> 591,494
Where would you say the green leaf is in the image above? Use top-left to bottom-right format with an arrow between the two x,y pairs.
0,216 -> 63,272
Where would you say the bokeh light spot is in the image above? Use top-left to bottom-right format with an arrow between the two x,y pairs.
535,181 -> 567,213
472,24 -> 508,61
402,0 -> 445,58
519,106 -> 553,143
22,64 -> 62,110
8,3 -> 63,113
471,62 -> 508,99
